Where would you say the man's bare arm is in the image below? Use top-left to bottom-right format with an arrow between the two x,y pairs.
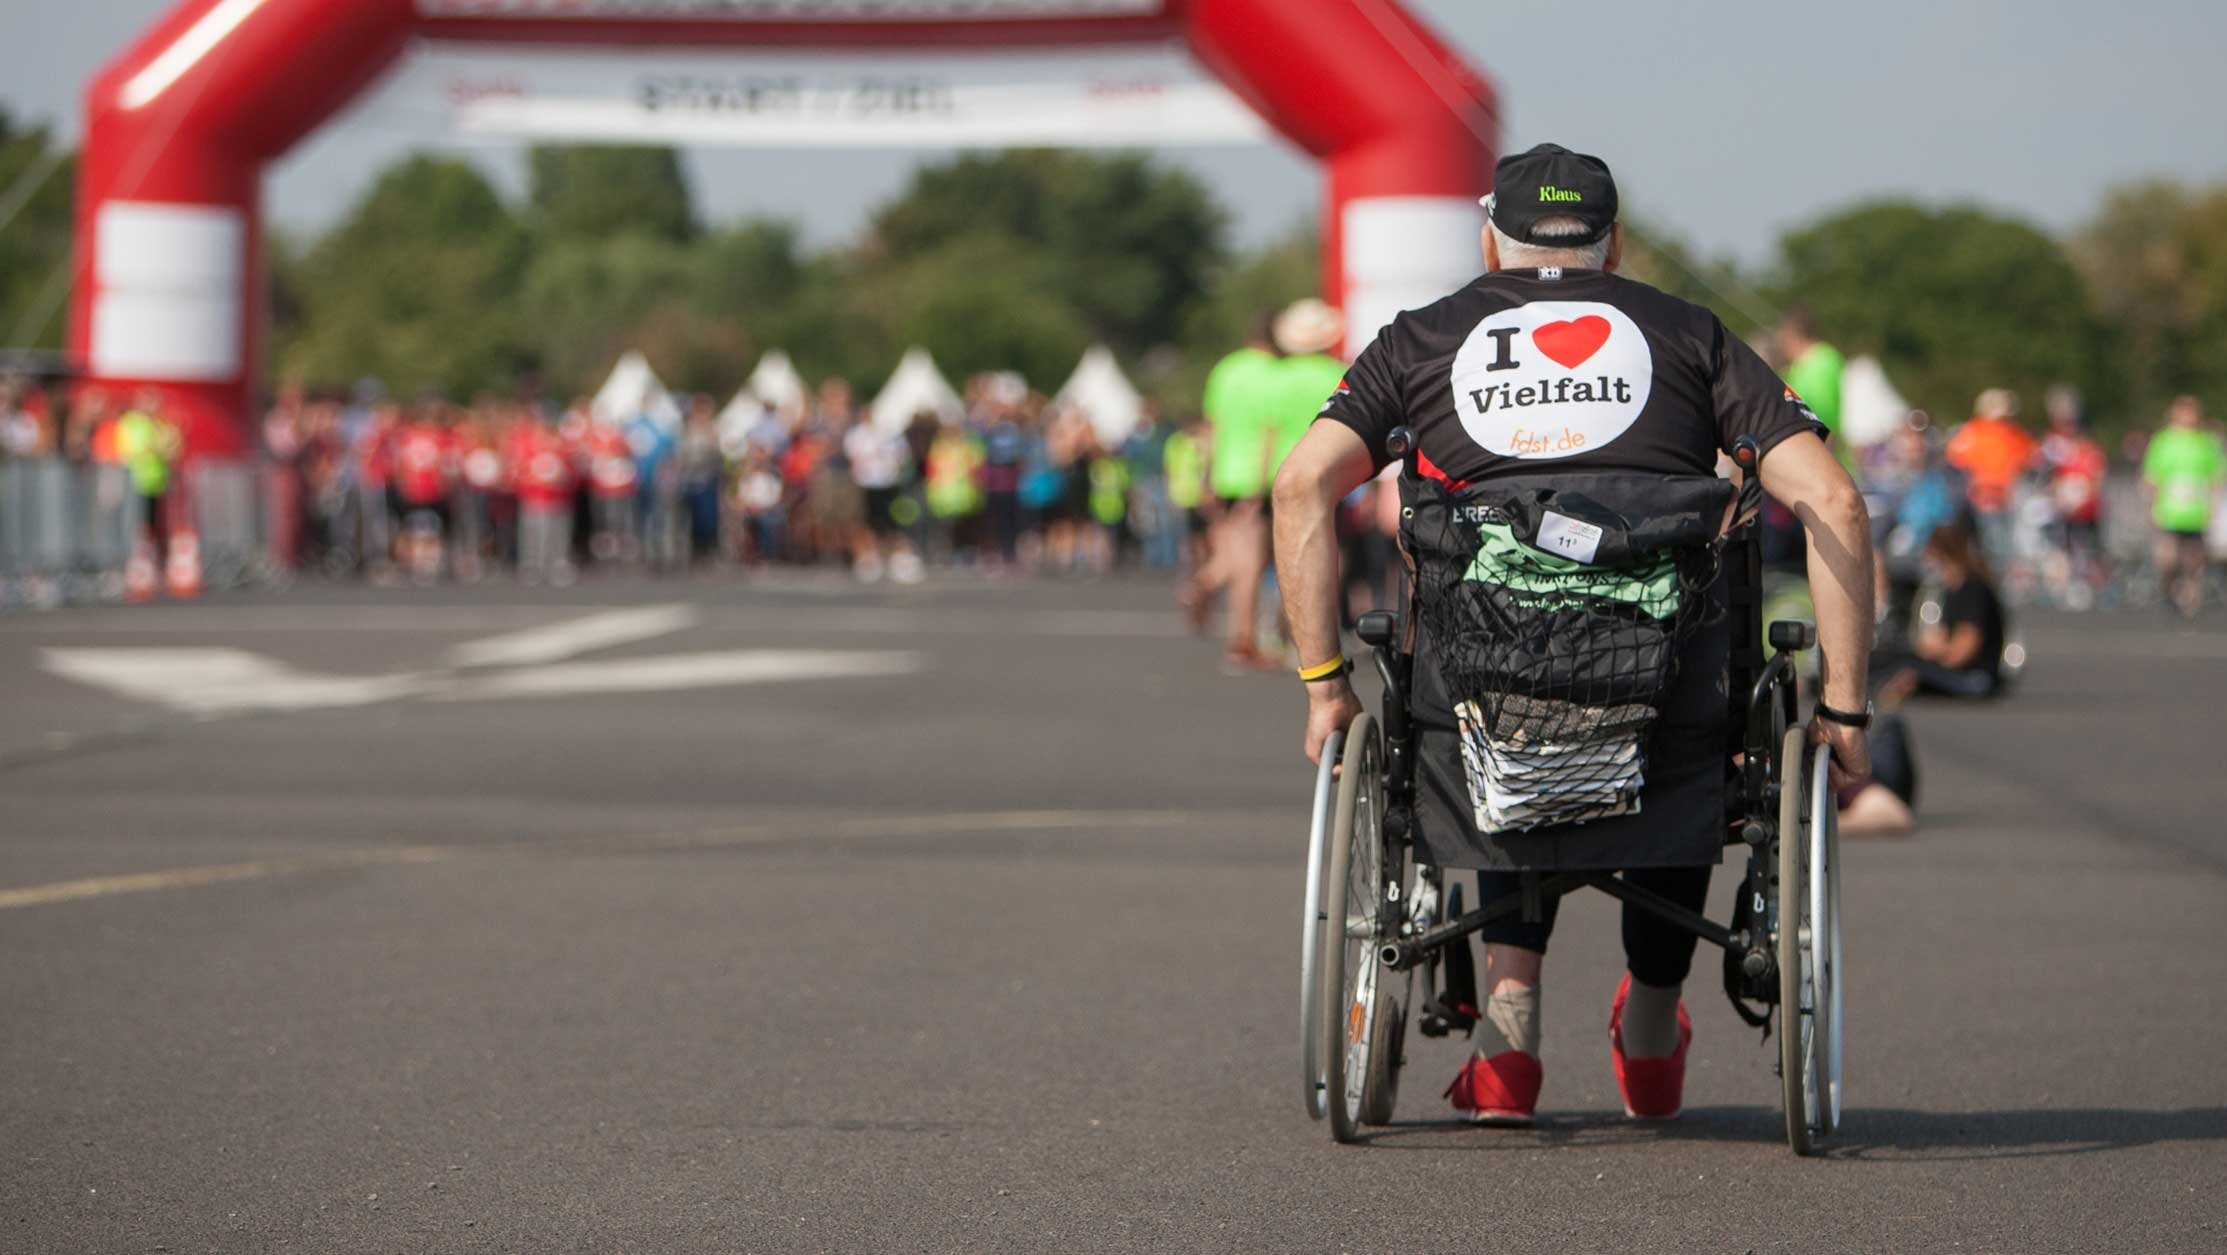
1271,422 -> 1376,763
1756,431 -> 1876,780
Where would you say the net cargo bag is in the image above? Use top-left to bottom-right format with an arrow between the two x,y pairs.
1403,471 -> 1737,836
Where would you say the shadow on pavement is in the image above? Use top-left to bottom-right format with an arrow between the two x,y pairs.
1348,1104 -> 2227,1159
1823,1104 -> 2227,1160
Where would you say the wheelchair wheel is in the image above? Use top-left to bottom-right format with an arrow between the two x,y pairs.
1776,730 -> 1843,1154
1810,742 -> 1845,1137
1314,711 -> 1402,1142
1298,728 -> 1346,1120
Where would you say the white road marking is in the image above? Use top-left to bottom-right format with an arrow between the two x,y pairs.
39,648 -> 435,715
41,638 -> 921,713
437,649 -> 924,700
446,603 -> 701,668
0,847 -> 449,911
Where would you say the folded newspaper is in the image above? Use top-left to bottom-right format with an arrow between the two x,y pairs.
1457,697 -> 1649,833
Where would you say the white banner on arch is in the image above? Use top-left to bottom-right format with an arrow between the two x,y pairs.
452,74 -> 1266,147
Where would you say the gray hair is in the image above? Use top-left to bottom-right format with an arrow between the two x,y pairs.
1490,214 -> 1612,270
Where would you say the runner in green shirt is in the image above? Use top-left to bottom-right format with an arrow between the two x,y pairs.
1202,342 -> 1283,501
2142,395 -> 2225,617
1192,316 -> 1285,666
1780,342 -> 1843,435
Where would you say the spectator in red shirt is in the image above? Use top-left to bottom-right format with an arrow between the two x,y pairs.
585,413 -> 639,565
2037,384 -> 2107,607
393,398 -> 458,582
516,407 -> 578,586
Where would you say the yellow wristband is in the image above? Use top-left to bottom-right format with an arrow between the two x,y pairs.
1296,656 -> 1350,682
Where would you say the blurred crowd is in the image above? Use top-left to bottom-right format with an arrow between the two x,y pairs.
244,373 -> 1198,588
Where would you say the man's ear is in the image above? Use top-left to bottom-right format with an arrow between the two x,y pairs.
1604,223 -> 1624,273
1481,225 -> 1500,273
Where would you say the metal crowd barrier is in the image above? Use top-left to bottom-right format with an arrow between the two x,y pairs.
0,459 -> 136,608
0,457 -> 280,609
184,458 -> 276,593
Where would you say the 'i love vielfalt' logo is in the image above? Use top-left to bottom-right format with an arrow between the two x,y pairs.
1447,301 -> 1655,459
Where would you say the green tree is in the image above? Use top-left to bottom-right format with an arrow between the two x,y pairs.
515,233 -> 697,396
0,111 -> 77,350
2070,179 -> 2227,421
775,252 -> 899,394
869,149 -> 1227,357
882,234 -> 1094,389
1768,201 -> 2107,423
278,156 -> 531,396
690,220 -> 806,319
529,144 -> 697,244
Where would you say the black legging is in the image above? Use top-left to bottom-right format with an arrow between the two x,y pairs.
1471,865 -> 1713,988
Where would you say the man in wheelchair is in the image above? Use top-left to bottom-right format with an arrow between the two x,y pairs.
1272,143 -> 1874,1132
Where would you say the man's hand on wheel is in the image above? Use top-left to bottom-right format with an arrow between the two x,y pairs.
1304,678 -> 1365,766
1807,715 -> 1871,793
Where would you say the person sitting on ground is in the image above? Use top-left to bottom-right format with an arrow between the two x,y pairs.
1878,518 -> 2006,701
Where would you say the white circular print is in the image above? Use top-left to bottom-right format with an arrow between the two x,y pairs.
1448,300 -> 1654,460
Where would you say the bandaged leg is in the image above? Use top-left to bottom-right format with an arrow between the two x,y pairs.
1475,941 -> 1544,1057
1474,983 -> 1541,1058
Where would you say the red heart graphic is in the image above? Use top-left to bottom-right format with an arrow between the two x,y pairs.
1531,316 -> 1612,369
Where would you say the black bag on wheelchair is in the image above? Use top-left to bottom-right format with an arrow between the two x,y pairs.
1403,471 -> 1736,841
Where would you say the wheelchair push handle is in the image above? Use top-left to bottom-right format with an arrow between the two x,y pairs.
1728,435 -> 1766,533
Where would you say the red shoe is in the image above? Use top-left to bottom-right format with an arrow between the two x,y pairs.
1608,973 -> 1692,1120
1443,1051 -> 1542,1125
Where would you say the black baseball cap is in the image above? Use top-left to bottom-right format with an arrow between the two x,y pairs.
1482,142 -> 1619,246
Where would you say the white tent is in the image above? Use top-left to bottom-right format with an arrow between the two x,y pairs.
1052,345 -> 1145,445
1838,355 -> 1908,449
868,347 -> 965,434
745,348 -> 808,414
590,350 -> 682,431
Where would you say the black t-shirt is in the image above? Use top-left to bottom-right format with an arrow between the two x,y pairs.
1940,577 -> 2005,680
1319,268 -> 1825,482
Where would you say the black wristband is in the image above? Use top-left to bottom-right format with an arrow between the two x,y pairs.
1814,700 -> 1873,729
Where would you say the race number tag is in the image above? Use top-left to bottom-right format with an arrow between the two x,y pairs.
1534,511 -> 1604,564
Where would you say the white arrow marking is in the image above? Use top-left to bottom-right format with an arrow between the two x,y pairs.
40,648 -> 435,715
438,650 -> 923,701
445,603 -> 701,668
40,646 -> 925,713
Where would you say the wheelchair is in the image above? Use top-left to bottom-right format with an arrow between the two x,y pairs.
1298,435 -> 1844,1156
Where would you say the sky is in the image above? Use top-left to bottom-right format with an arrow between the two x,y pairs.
4,0 -> 2225,265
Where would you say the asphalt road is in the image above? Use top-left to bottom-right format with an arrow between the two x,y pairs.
3,573 -> 2224,1253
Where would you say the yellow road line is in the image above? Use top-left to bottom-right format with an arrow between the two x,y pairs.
0,847 -> 449,911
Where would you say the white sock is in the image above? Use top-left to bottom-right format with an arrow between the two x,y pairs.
1621,978 -> 1683,1059
1473,984 -> 1540,1058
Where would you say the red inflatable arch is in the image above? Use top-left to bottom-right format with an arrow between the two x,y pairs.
74,0 -> 1496,457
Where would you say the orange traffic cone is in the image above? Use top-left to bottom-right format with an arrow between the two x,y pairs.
164,529 -> 202,599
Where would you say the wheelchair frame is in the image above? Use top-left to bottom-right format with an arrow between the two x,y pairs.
1301,437 -> 1844,1155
